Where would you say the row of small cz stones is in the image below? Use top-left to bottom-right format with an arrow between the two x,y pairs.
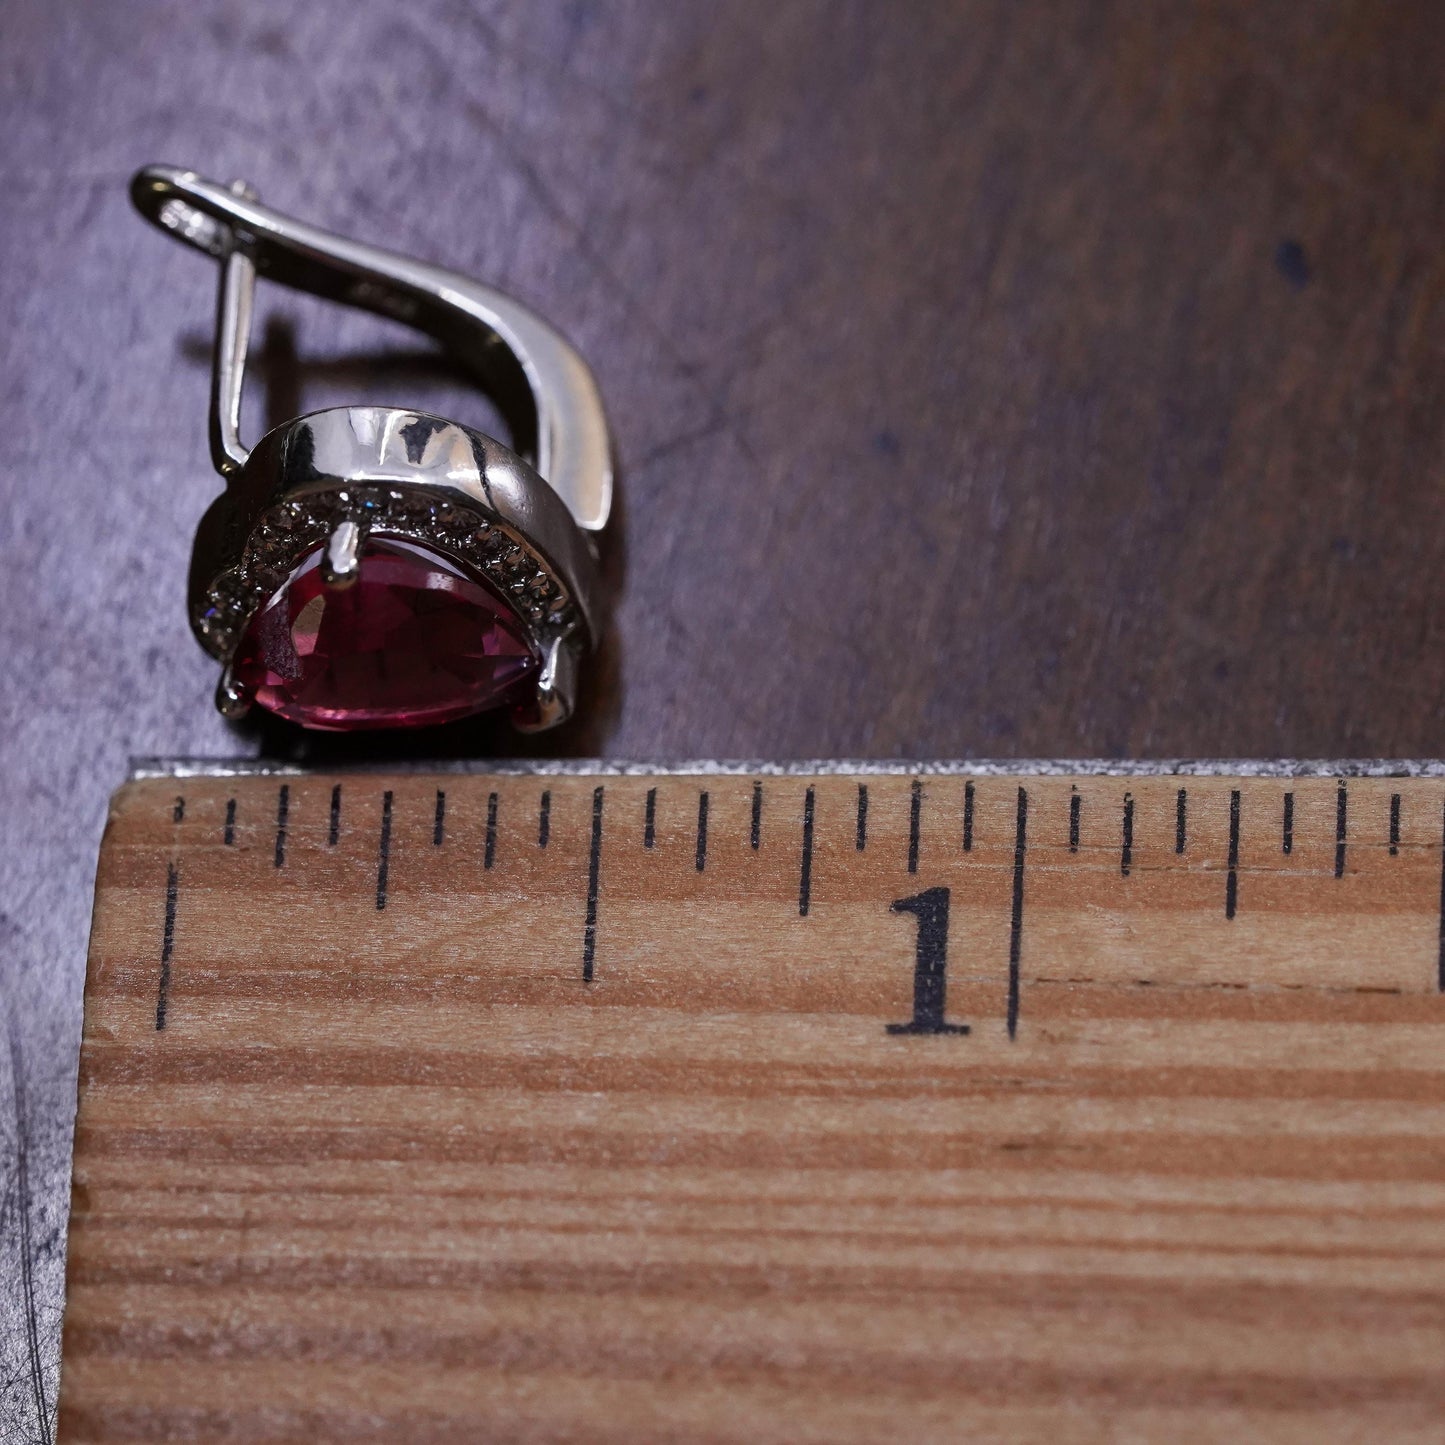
195,485 -> 572,658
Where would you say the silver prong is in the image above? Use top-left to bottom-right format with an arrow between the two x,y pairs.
210,248 -> 256,479
320,519 -> 364,589
206,179 -> 261,478
513,635 -> 578,732
215,665 -> 252,720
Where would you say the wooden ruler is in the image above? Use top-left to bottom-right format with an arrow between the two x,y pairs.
61,769 -> 1445,1442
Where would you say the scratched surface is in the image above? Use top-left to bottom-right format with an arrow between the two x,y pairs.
5,2 -> 1445,1439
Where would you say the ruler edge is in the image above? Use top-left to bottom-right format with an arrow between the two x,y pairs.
132,756 -> 1445,779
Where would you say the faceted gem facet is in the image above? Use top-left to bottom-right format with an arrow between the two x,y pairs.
232,538 -> 540,730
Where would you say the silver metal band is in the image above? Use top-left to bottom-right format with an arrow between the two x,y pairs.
131,165 -> 612,532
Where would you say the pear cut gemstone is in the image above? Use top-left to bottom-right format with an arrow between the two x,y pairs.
232,538 -> 540,729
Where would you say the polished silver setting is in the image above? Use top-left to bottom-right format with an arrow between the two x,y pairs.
131,165 -> 611,731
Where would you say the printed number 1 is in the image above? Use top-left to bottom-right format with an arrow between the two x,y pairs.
886,886 -> 969,1036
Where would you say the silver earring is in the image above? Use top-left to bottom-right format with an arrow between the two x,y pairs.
131,165 -> 611,732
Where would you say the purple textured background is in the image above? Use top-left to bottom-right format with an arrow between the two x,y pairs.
6,2 -> 1445,1437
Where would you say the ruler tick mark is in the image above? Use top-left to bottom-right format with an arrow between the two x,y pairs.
800,786 -> 816,917
538,790 -> 551,849
1282,792 -> 1294,855
908,779 -> 922,874
433,790 -> 446,847
376,791 -> 394,910
1335,781 -> 1348,879
223,799 -> 236,847
1069,787 -> 1080,853
855,784 -> 868,851
1008,787 -> 1028,1040
172,796 -> 185,824
1390,793 -> 1401,856
963,781 -> 975,852
1226,789 -> 1241,920
695,792 -> 709,872
1176,788 -> 1187,854
274,785 -> 290,869
155,862 -> 179,1031
1121,794 -> 1135,877
751,780 -> 763,850
583,786 -> 604,982
643,788 -> 656,849
328,784 -> 341,847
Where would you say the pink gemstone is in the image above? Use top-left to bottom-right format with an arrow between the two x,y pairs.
233,539 -> 539,729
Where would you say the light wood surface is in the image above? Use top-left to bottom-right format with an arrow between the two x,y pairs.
60,771 -> 1445,1441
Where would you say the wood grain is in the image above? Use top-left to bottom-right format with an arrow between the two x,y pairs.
59,771 -> 1445,1441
